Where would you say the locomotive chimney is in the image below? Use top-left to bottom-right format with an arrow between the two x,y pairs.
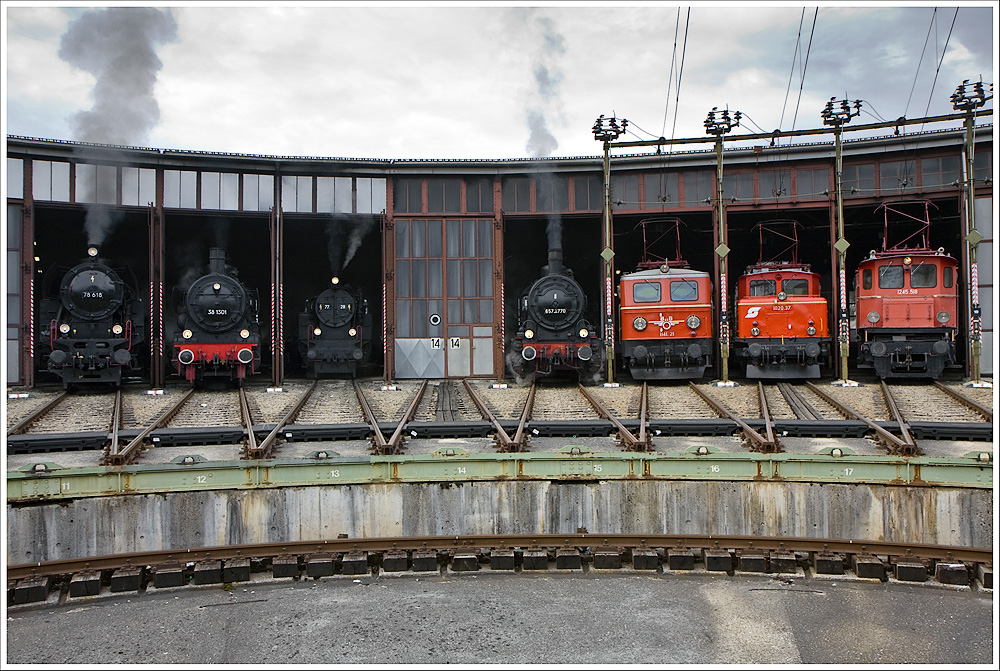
544,214 -> 563,276
208,247 -> 227,274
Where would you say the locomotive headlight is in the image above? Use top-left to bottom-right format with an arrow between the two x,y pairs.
578,328 -> 589,338
777,291 -> 787,301
750,327 -> 761,336
59,323 -> 71,334
87,247 -> 98,257
936,311 -> 951,324
313,327 -> 322,336
348,327 -> 358,337
112,324 -> 123,335
332,276 -> 340,285
240,329 -> 251,339
213,282 -> 222,292
903,256 -> 912,266
867,311 -> 880,324
182,329 -> 193,339
807,326 -> 817,335
686,315 -> 701,329
524,329 -> 535,339
633,317 -> 647,331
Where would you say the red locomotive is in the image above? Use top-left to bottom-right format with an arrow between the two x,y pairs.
619,218 -> 713,379
733,221 -> 831,378
855,201 -> 959,379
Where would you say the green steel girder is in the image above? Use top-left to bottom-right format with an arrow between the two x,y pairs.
6,450 -> 992,502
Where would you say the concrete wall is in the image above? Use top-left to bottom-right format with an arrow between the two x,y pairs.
7,480 -> 992,564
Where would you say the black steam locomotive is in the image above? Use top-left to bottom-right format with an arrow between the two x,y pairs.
298,277 -> 372,378
169,247 -> 261,383
506,248 -> 605,385
37,247 -> 146,388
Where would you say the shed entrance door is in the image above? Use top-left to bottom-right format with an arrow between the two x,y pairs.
393,218 -> 494,378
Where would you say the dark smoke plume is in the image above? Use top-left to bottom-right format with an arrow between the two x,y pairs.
326,216 -> 376,275
59,8 -> 177,247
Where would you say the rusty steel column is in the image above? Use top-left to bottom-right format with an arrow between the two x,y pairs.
20,159 -> 35,388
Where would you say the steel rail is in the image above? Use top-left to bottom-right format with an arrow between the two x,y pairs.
757,382 -> 778,451
687,382 -> 777,452
107,390 -> 122,457
461,379 -> 519,452
246,381 -> 318,460
577,384 -> 648,451
6,391 -> 69,436
105,388 -> 197,466
7,533 -> 991,582
385,380 -> 428,453
932,381 -> 993,423
804,382 -> 915,454
511,382 -> 536,450
637,382 -> 648,447
353,380 -> 390,453
238,387 -> 258,457
880,382 -> 916,452
777,383 -> 822,421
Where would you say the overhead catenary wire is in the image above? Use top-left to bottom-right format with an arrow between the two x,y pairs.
779,9 -> 807,131
790,8 -> 818,132
921,7 -> 959,122
904,8 -> 938,117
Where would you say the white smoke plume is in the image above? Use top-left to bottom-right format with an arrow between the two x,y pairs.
59,8 -> 177,247
525,16 -> 565,158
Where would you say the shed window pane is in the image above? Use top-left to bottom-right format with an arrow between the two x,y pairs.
52,162 -> 70,201
396,260 -> 410,297
446,220 -> 461,256
411,220 -> 426,258
7,158 -> 23,199
395,300 -> 410,337
7,204 -> 22,249
32,160 -> 52,200
411,259 -> 426,297
478,260 -> 492,297
463,220 -> 476,257
202,172 -> 221,209
221,173 -> 238,210
428,260 -> 442,298
477,219 -> 492,256
462,260 -> 477,296
411,301 -> 427,337
447,260 -> 460,297
427,220 -> 442,257
396,219 -> 410,257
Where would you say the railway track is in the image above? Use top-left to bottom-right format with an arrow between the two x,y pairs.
7,533 -> 992,607
6,378 -> 993,458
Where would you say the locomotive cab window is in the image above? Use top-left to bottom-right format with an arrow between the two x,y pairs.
878,265 -> 904,289
909,263 -> 936,288
943,266 -> 953,288
669,279 -> 699,301
633,281 -> 662,303
749,279 -> 775,296
862,269 -> 872,290
781,278 -> 810,295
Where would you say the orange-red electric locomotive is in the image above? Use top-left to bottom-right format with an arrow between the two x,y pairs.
855,201 -> 959,379
619,218 -> 713,379
733,221 -> 831,379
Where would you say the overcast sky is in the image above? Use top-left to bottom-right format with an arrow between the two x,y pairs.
3,2 -> 996,160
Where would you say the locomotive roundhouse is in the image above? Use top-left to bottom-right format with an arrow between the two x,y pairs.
5,122 -> 993,387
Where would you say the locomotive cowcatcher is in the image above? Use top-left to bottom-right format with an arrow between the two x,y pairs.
733,221 -> 831,379
855,201 -> 960,379
170,247 -> 261,383
619,218 -> 713,379
298,277 -> 372,378
37,246 -> 146,388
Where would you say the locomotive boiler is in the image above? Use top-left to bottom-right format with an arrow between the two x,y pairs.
169,247 -> 261,383
506,245 -> 605,385
37,246 -> 146,387
298,277 -> 372,378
